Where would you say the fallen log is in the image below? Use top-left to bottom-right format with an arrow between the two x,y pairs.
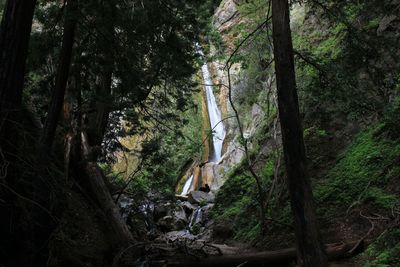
163,241 -> 364,267
83,162 -> 133,245
81,132 -> 133,246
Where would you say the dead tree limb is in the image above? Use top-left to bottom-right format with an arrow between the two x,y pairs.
165,241 -> 365,267
80,131 -> 133,246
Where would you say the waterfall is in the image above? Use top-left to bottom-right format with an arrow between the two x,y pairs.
181,174 -> 194,195
201,58 -> 226,162
178,47 -> 226,195
189,207 -> 203,229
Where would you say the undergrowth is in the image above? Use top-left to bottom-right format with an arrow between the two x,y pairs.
315,123 -> 400,218
361,229 -> 400,267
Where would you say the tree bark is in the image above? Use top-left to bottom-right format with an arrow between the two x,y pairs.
153,241 -> 363,267
0,0 -> 37,155
81,131 -> 133,246
87,1 -> 115,149
41,0 -> 77,151
88,67 -> 112,147
0,3 -> 37,264
271,0 -> 327,266
0,0 -> 36,115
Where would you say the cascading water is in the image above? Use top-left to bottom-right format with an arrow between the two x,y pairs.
180,174 -> 194,195
179,46 -> 226,195
201,59 -> 226,162
189,207 -> 203,229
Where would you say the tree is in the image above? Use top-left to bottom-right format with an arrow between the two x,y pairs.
40,0 -> 77,150
0,0 -> 37,147
0,0 -> 37,111
271,0 -> 327,266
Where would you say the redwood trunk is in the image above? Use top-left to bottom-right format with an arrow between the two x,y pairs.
0,0 -> 36,148
41,0 -> 77,150
271,0 -> 327,266
0,0 -> 36,113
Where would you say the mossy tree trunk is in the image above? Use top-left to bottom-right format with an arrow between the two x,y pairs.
271,0 -> 327,266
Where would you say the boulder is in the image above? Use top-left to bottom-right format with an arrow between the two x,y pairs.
157,216 -> 175,232
157,206 -> 188,232
214,0 -> 240,32
153,202 -> 172,222
188,191 -> 215,205
173,206 -> 188,223
180,201 -> 197,215
164,230 -> 195,242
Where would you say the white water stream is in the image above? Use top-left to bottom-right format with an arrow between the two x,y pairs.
181,174 -> 194,195
202,60 -> 226,162
180,48 -> 226,195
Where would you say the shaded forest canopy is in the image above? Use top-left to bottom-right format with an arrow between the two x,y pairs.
0,0 -> 399,266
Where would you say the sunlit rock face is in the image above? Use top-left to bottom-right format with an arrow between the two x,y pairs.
178,0 -> 268,195
205,0 -> 245,189
188,191 -> 215,205
214,0 -> 239,26
213,0 -> 241,47
201,163 -> 226,191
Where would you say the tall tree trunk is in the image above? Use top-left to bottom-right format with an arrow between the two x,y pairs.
0,0 -> 36,116
88,66 -> 112,148
0,0 -> 37,155
87,1 -> 115,149
0,3 -> 37,265
271,0 -> 327,266
41,0 -> 77,151
80,131 -> 134,246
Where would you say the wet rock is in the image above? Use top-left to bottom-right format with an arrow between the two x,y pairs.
164,230 -> 195,242
202,203 -> 214,211
189,208 -> 203,229
173,206 -> 188,223
180,201 -> 197,215
188,191 -> 215,205
117,194 -> 135,221
157,216 -> 175,232
157,207 -> 187,232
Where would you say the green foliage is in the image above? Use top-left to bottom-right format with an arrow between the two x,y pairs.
380,96 -> 400,139
204,21 -> 226,60
261,160 -> 274,180
131,93 -> 204,193
362,229 -> 400,267
294,0 -> 400,123
190,224 -> 201,235
235,223 -> 261,241
211,162 -> 261,241
304,126 -> 328,139
315,123 -> 400,213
